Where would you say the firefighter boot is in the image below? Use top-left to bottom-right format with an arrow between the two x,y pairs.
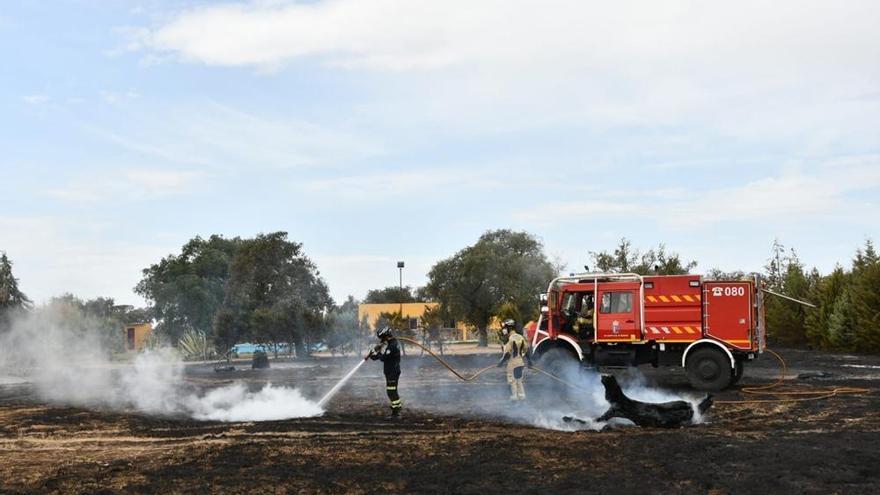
516,380 -> 526,401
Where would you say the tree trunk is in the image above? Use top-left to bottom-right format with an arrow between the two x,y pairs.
595,375 -> 712,428
293,335 -> 306,359
478,327 -> 488,347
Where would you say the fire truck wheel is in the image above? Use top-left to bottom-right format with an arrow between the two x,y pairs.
537,347 -> 579,377
685,347 -> 732,391
730,360 -> 744,385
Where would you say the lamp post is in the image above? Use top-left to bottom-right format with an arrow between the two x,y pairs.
397,261 -> 405,316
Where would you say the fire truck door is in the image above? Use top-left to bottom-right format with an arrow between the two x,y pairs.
596,286 -> 640,342
704,281 -> 753,350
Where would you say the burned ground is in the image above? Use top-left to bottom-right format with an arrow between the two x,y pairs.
1,348 -> 879,494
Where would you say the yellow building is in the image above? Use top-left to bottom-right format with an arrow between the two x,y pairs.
357,302 -> 503,341
123,322 -> 153,351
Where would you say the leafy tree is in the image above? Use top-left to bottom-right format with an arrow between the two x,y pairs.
135,235 -> 242,344
419,304 -> 445,354
0,252 -> 31,332
374,310 -> 415,354
705,268 -> 749,280
590,238 -> 697,275
217,232 -> 331,358
325,298 -> 361,356
40,294 -> 144,354
364,286 -> 416,304
425,229 -> 557,346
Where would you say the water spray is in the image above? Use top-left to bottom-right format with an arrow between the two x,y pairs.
317,358 -> 368,408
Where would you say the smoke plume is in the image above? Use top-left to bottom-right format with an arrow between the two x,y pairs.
0,304 -> 322,422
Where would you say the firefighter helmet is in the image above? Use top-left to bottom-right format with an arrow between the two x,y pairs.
502,319 -> 516,329
377,326 -> 393,340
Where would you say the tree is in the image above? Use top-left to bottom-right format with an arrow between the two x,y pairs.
705,268 -> 749,281
590,239 -> 697,275
325,297 -> 362,356
135,235 -> 242,344
38,294 -> 144,355
763,245 -> 815,346
804,266 -> 848,349
424,229 -> 557,346
0,252 -> 31,333
364,286 -> 416,304
850,243 -> 880,352
217,232 -> 331,358
827,291 -> 858,351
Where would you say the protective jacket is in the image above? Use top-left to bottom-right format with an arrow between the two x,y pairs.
371,338 -> 401,377
369,337 -> 402,414
499,332 -> 530,401
499,332 -> 530,369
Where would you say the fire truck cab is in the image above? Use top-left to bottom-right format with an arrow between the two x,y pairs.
528,272 -> 766,391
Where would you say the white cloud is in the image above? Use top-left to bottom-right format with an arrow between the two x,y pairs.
312,253 -> 437,302
303,168 -> 495,197
85,101 -> 381,169
22,94 -> 49,104
100,90 -> 142,104
143,1 -> 879,75
0,216 -> 163,306
136,1 -> 880,143
515,154 -> 880,229
47,168 -> 204,203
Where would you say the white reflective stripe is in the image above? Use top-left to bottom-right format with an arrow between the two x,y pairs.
650,327 -> 660,334
662,327 -> 670,334
682,339 -> 736,368
555,334 -> 584,361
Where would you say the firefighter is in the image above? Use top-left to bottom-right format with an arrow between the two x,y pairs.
573,293 -> 595,339
497,319 -> 532,401
368,326 -> 402,417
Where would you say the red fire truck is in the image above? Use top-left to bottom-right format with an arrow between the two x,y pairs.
526,272 -> 766,391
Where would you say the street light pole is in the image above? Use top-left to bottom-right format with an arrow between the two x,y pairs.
397,261 -> 405,316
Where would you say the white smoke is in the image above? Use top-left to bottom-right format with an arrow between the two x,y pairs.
437,354 -> 708,431
0,304 -> 323,422
188,384 -> 322,421
525,360 -> 709,430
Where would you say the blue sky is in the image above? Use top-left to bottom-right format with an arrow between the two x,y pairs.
1,0 -> 878,306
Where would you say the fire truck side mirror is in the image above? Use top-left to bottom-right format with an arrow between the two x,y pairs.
541,305 -> 549,315
538,293 -> 548,304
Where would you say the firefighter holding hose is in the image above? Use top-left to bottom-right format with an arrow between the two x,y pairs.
497,319 -> 532,401
368,326 -> 402,418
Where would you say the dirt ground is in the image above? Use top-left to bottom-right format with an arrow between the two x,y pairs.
1,346 -> 879,494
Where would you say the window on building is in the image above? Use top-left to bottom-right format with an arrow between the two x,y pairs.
409,318 -> 419,330
600,292 -> 633,313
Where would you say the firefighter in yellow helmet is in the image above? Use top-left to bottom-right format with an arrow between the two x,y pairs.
497,319 -> 532,401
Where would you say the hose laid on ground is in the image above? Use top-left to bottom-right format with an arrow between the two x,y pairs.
398,338 -> 871,405
396,337 -> 497,382
397,337 -> 588,389
714,349 -> 870,404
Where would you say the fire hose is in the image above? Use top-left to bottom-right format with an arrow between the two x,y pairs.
396,338 -> 869,404
714,349 -> 870,404
396,337 -> 590,391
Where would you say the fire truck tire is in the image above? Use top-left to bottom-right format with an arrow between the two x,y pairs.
685,347 -> 732,391
730,360 -> 744,385
537,347 -> 579,376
